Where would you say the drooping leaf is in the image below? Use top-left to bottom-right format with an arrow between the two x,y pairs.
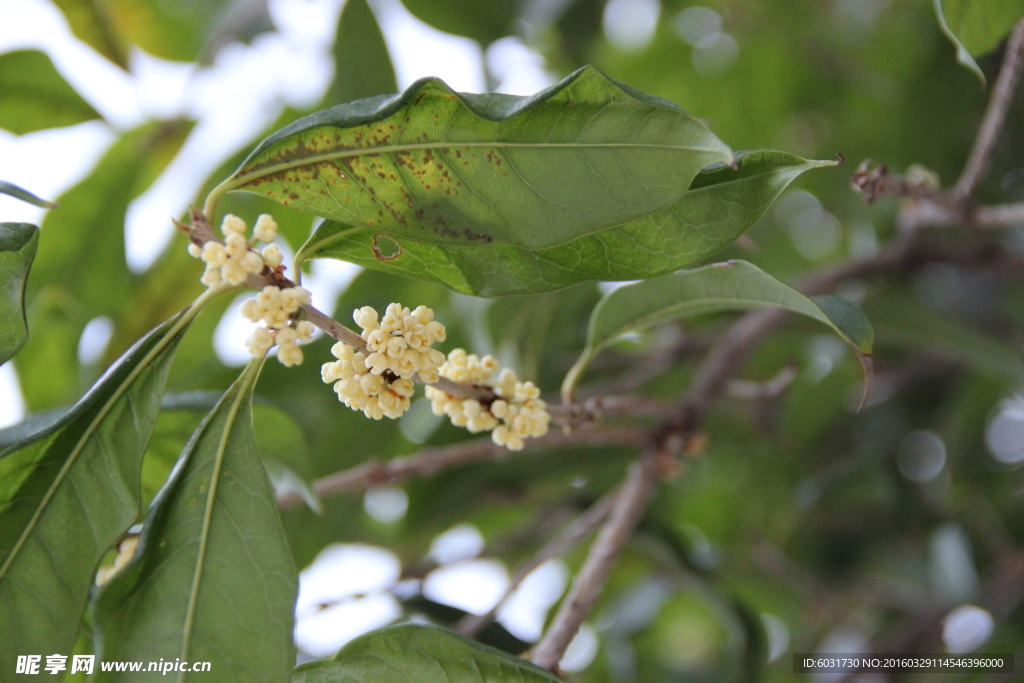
0,181 -> 57,209
0,222 -> 39,364
92,360 -> 298,682
322,0 -> 397,108
561,259 -> 873,402
297,151 -> 833,296
206,66 -> 734,255
292,623 -> 562,683
0,306 -> 201,675
0,50 -> 102,134
49,0 -> 128,67
935,0 -> 1024,82
933,0 -> 987,84
400,0 -> 517,45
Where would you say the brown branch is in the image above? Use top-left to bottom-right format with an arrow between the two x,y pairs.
954,17 -> 1024,200
848,24 -> 1024,226
530,451 -> 664,670
726,365 -> 798,400
456,491 -> 617,637
973,201 -> 1024,226
276,425 -> 647,508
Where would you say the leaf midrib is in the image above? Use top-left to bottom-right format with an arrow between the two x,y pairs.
178,359 -> 261,674
296,158 -> 799,261
207,140 -> 730,217
0,289 -> 212,583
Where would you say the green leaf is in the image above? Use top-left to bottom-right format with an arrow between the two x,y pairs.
0,304 -> 201,675
297,151 -> 833,296
561,259 -> 873,402
154,391 -> 322,513
0,222 -> 39,364
934,0 -> 987,84
253,403 -> 322,514
13,288 -> 87,411
49,0 -> 128,67
90,0 -> 270,63
207,66 -> 733,254
0,50 -> 102,134
293,623 -> 562,683
0,181 -> 57,209
935,0 -> 1024,80
92,360 -> 298,682
400,0 -> 516,44
322,0 -> 397,108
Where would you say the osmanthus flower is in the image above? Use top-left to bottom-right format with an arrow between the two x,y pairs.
186,213 -> 282,287
357,303 -> 446,382
240,285 -> 315,367
95,535 -> 139,586
322,304 -> 447,419
426,350 -> 550,451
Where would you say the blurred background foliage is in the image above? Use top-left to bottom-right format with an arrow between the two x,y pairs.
2,0 -> 1024,680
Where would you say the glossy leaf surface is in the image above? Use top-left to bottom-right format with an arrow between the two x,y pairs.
293,623 -> 562,683
209,67 -> 733,251
0,50 -> 102,134
0,310 -> 195,675
562,259 -> 873,400
154,391 -> 322,513
93,360 -> 297,682
0,223 -> 39,365
298,152 -> 832,296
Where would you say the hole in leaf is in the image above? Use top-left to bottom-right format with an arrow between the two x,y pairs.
371,233 -> 402,261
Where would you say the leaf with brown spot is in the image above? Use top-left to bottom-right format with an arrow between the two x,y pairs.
207,67 -> 733,252
294,152 -> 836,297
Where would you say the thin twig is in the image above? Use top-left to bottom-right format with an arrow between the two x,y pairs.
457,491 -> 617,637
973,201 -> 1024,226
954,17 -> 1024,200
726,365 -> 798,400
276,425 -> 646,508
530,451 -> 663,670
185,207 -> 492,403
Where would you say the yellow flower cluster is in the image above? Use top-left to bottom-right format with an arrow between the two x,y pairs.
321,342 -> 416,419
426,349 -> 550,451
321,304 -> 447,419
355,304 -> 446,382
241,285 -> 314,366
187,213 -> 282,287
